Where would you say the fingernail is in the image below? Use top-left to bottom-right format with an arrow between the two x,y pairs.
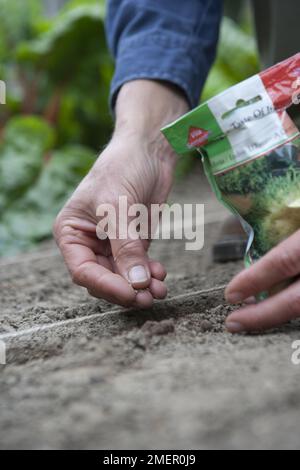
128,266 -> 148,284
226,321 -> 244,333
226,291 -> 244,304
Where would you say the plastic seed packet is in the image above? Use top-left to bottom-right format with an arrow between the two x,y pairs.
162,54 -> 300,292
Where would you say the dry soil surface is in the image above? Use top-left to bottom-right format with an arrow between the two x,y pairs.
1,168 -> 300,450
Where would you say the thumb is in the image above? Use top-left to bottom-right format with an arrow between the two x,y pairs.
110,236 -> 151,289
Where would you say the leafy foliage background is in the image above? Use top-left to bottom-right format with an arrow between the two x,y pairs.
0,0 -> 259,257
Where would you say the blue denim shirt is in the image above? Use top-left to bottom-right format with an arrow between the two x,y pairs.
105,0 -> 223,109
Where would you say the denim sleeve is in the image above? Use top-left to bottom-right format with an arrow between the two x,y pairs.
105,0 -> 223,110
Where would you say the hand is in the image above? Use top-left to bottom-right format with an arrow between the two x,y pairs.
54,80 -> 188,308
225,230 -> 300,332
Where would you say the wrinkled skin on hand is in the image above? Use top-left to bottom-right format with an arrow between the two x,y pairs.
54,80 -> 188,309
54,135 -> 175,309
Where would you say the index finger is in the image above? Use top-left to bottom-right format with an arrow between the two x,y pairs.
59,241 -> 137,307
225,229 -> 300,303
226,277 -> 300,333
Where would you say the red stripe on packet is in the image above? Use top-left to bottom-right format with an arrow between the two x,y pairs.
260,53 -> 300,111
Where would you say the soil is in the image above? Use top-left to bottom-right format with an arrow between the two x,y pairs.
1,167 -> 300,450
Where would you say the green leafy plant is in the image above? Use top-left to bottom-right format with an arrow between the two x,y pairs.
247,168 -> 300,255
0,0 -> 110,257
0,116 -> 55,211
216,156 -> 270,195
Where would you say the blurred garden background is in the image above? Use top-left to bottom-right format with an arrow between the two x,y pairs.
0,0 -> 259,258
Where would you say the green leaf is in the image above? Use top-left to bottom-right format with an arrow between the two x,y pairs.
0,0 -> 41,56
0,116 -> 56,209
21,144 -> 96,214
218,17 -> 259,81
0,145 -> 96,256
3,115 -> 56,152
62,0 -> 106,12
17,5 -> 107,83
201,61 -> 238,101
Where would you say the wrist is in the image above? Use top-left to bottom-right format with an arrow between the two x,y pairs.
113,80 -> 188,168
114,80 -> 189,140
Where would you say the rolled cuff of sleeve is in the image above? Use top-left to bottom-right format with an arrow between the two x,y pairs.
109,31 -> 213,111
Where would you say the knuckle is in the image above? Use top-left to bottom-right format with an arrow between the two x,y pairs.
71,264 -> 88,287
71,268 -> 82,286
114,239 -> 143,263
72,264 -> 105,290
275,250 -> 300,278
242,270 -> 261,293
87,289 -> 98,299
52,209 -> 68,243
288,289 -> 300,315
96,194 -> 119,214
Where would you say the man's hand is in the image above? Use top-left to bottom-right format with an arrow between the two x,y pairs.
225,230 -> 300,332
54,80 -> 188,308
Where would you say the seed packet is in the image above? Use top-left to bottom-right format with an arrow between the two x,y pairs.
162,54 -> 300,280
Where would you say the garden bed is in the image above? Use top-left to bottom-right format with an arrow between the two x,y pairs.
1,170 -> 300,450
